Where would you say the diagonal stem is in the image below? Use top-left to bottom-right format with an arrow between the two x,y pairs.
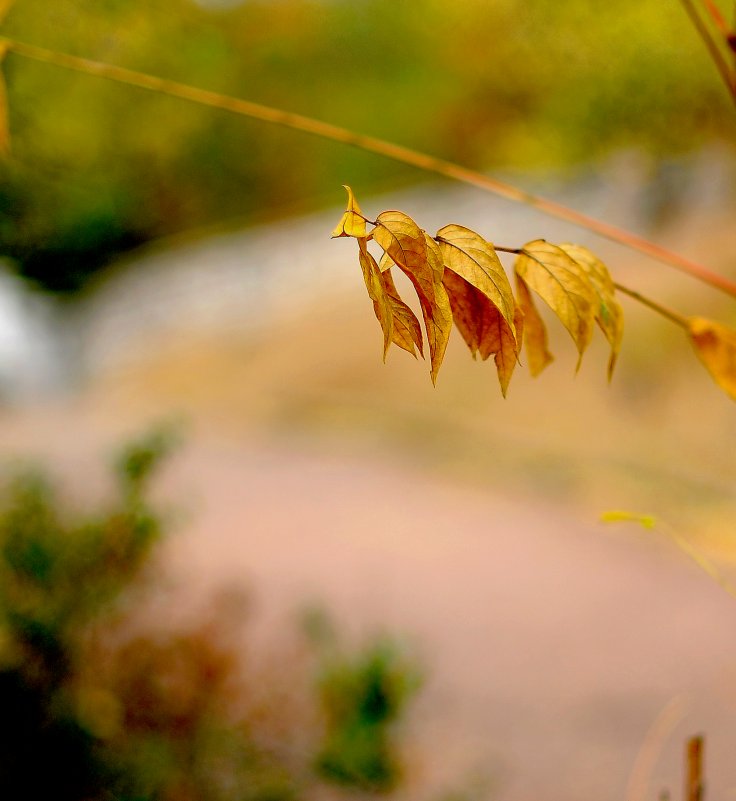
702,0 -> 732,35
679,0 -> 736,98
2,35 -> 736,298
614,282 -> 689,327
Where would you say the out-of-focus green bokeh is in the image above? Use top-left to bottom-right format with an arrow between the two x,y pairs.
0,0 -> 732,290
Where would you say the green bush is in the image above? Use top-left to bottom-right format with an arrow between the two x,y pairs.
0,433 -> 422,800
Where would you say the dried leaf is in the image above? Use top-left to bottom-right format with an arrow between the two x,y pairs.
515,240 -> 596,369
0,42 -> 10,158
493,306 -> 524,396
515,276 -> 553,376
332,185 -> 367,238
358,238 -> 392,358
373,212 -> 452,383
558,243 -> 624,380
442,269 -> 521,396
442,269 -> 492,359
436,224 -> 517,340
357,238 -> 423,360
382,268 -> 424,358
687,317 -> 736,401
600,510 -> 657,529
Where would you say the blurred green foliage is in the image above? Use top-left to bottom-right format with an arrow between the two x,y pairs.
0,0 -> 732,291
0,432 -> 422,799
315,636 -> 421,792
0,431 -> 167,799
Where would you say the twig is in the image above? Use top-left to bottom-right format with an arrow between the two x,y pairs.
613,282 -> 689,328
660,521 -> 736,600
685,736 -> 704,801
702,0 -> 732,36
1,36 -> 736,298
679,0 -> 736,99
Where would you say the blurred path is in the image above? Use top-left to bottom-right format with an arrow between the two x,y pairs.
3,407 -> 736,801
162,436 -> 736,801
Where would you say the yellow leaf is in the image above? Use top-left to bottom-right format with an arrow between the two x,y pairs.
600,510 -> 657,529
515,240 -> 596,368
378,251 -> 393,273
558,243 -> 624,380
687,317 -> 736,401
331,185 -> 367,238
435,224 -> 517,341
358,238 -> 392,359
357,238 -> 424,360
373,211 -> 452,383
492,306 -> 524,397
382,268 -> 424,358
515,276 -> 553,376
0,42 -> 10,158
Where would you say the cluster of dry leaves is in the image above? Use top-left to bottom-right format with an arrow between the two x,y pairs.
333,187 -> 736,401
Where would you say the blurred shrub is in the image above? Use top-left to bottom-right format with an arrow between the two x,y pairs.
0,432 -> 422,800
0,430 -> 169,800
1,0 -> 732,291
314,635 -> 421,793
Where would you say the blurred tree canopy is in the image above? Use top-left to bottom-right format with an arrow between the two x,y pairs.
0,0 -> 732,291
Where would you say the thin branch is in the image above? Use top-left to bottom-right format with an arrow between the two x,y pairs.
702,0 -> 732,35
494,245 -> 521,255
679,0 -> 736,99
2,36 -> 736,297
685,736 -> 704,801
614,282 -> 689,328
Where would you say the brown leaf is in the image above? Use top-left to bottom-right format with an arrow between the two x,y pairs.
0,42 -> 10,159
435,224 -> 517,340
515,276 -> 553,376
514,240 -> 596,369
373,212 -> 451,383
687,317 -> 736,401
331,185 -> 367,238
442,269 -> 521,396
558,243 -> 624,380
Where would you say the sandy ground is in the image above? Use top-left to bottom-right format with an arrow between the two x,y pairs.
2,401 -> 736,801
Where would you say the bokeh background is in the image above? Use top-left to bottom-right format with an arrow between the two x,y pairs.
1,1 -> 736,800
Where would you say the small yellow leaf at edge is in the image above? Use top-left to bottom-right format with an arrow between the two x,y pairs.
331,185 -> 367,239
600,510 -> 657,530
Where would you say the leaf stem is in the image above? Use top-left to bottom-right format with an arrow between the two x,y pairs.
493,245 -> 521,255
679,0 -> 736,98
701,0 -> 732,37
354,212 -> 378,226
2,35 -> 736,297
660,520 -> 736,601
613,282 -> 689,328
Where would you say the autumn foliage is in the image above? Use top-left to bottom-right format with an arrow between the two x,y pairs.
333,186 -> 736,402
